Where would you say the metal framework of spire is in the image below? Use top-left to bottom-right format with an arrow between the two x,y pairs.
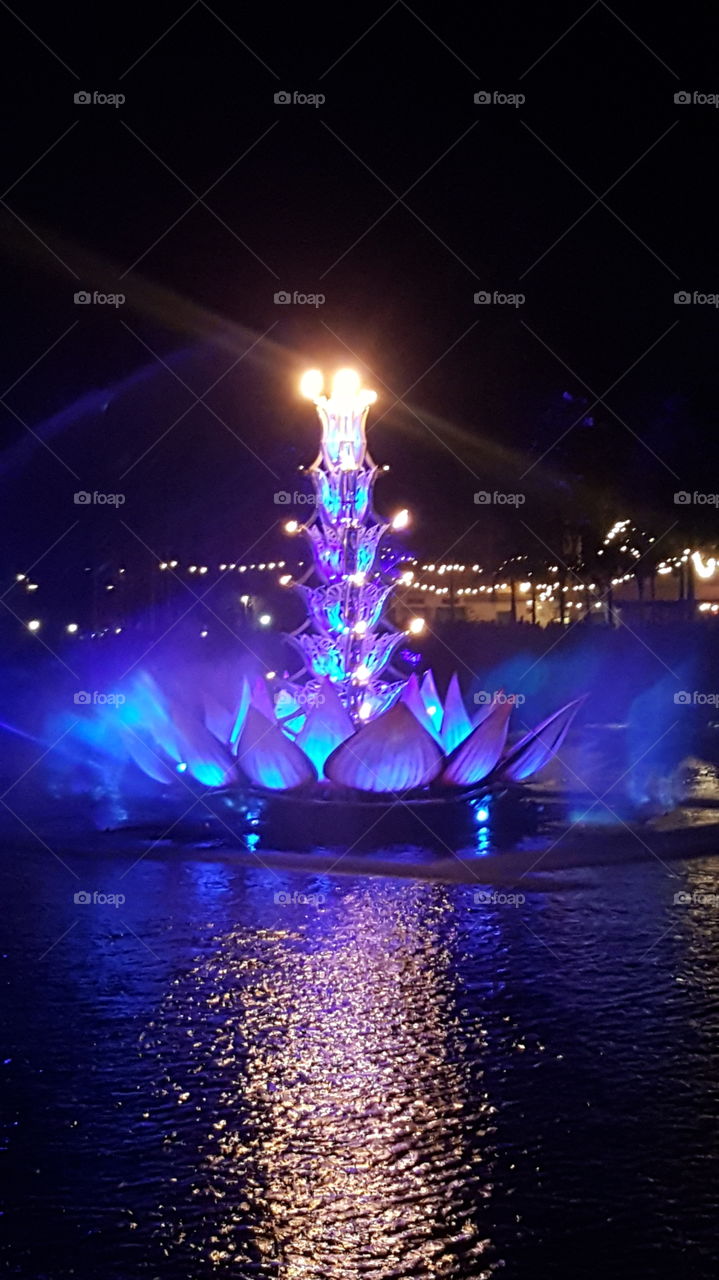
285,369 -> 419,723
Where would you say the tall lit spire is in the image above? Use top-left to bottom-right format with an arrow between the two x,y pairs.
288,369 -> 410,720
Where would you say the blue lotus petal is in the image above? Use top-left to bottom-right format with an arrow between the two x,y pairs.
441,673 -> 473,754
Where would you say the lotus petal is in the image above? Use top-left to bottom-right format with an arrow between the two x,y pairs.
121,671 -> 184,763
171,710 -> 237,786
439,699 -> 512,787
203,692 -> 235,743
236,705 -> 317,790
228,679 -> 251,750
420,669 -> 444,731
325,702 -> 443,792
251,676 -> 277,721
296,678 -> 354,775
401,673 -> 443,743
472,689 -> 502,727
120,727 -> 177,785
441,673 -> 473,754
498,698 -> 583,783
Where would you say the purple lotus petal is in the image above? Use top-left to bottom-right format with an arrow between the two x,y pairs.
401,672 -> 444,744
235,705 -> 317,790
325,702 -> 443,792
498,698 -> 583,783
441,673 -> 473,754
251,676 -> 277,721
439,699 -> 512,787
296,678 -> 354,775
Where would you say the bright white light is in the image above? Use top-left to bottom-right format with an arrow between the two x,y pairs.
284,519 -> 299,534
15,573 -> 25,582
258,613 -> 272,627
300,369 -> 324,400
354,620 -> 368,635
350,571 -> 366,586
26,582 -> 38,591
240,594 -> 251,605
520,581 -> 531,592
400,570 -> 414,585
265,670 -> 276,679
279,574 -> 292,586
332,368 -> 360,399
159,561 -> 168,570
692,551 -> 717,579
358,700 -> 372,720
408,617 -> 425,635
392,508 -> 410,530
66,623 -> 78,634
27,619 -> 41,632
354,663 -> 371,683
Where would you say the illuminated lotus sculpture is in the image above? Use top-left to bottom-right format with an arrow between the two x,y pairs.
117,369 -> 581,798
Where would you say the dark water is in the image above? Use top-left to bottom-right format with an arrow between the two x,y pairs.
2,843 -> 719,1279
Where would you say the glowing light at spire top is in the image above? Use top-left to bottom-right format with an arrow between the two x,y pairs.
332,367 -> 361,399
300,368 -> 324,401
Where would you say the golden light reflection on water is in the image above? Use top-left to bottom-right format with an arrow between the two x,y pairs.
151,879 -> 499,1277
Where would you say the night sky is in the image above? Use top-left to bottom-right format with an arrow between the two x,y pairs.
1,0 -> 718,589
